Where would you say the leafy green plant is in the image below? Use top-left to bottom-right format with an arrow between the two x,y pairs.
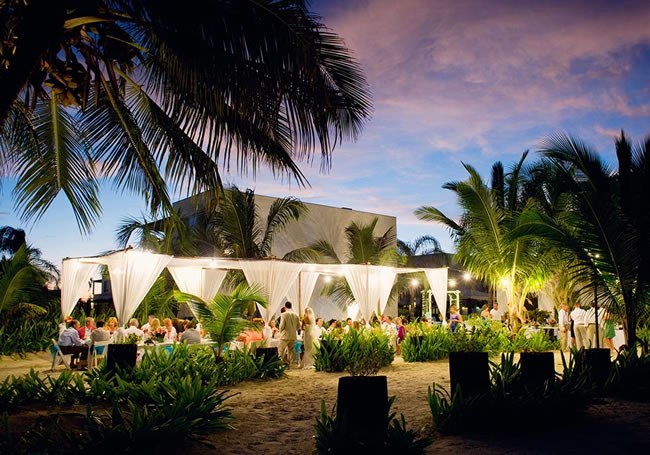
605,342 -> 650,400
510,328 -> 557,352
314,333 -> 347,372
0,318 -> 58,356
342,328 -> 394,376
315,398 -> 431,453
176,283 -> 267,356
401,324 -> 451,362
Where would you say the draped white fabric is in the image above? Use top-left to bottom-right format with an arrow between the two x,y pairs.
60,259 -> 97,318
343,265 -> 396,320
286,271 -> 320,317
98,251 -> 172,325
167,266 -> 227,302
240,260 -> 303,323
424,268 -> 449,321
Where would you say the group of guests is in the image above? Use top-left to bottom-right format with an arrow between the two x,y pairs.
558,302 -> 616,352
56,314 -> 204,369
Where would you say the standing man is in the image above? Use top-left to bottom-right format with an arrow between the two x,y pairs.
558,303 -> 571,351
278,301 -> 300,366
489,302 -> 502,321
571,302 -> 587,349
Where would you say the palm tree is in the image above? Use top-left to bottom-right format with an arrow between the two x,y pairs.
397,235 -> 442,265
416,155 -> 558,330
176,283 -> 267,356
291,217 -> 398,309
514,132 -> 650,344
0,226 -> 26,255
206,186 -> 308,259
0,0 -> 372,234
0,243 -> 57,317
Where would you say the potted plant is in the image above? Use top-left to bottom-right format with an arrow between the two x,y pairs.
336,329 -> 393,446
448,326 -> 490,397
107,332 -> 139,374
175,283 -> 267,363
517,330 -> 556,389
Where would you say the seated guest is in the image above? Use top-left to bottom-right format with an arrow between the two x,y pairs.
180,320 -> 201,344
147,318 -> 165,341
58,319 -> 89,369
78,317 -> 96,339
106,317 -> 119,336
162,318 -> 177,342
141,314 -> 156,334
124,318 -> 145,343
239,319 -> 265,347
262,319 -> 280,340
91,320 -> 111,343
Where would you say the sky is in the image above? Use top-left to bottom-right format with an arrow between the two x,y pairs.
2,0 -> 650,268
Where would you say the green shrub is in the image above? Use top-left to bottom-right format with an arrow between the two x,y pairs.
315,398 -> 431,453
342,328 -> 394,376
605,342 -> 650,400
427,350 -> 592,435
0,319 -> 58,356
315,329 -> 394,374
510,328 -> 558,352
315,333 -> 347,372
401,324 -> 451,362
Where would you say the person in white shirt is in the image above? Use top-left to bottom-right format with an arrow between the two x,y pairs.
124,318 -> 145,343
584,305 -> 605,348
141,314 -> 155,334
558,303 -> 571,351
162,318 -> 177,342
489,303 -> 503,322
316,318 -> 326,338
570,302 -> 587,349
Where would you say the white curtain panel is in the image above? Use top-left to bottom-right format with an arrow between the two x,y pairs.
167,266 -> 227,302
286,271 -> 320,317
101,251 -> 172,325
240,260 -> 303,323
424,268 -> 449,321
343,265 -> 396,320
60,259 -> 97,319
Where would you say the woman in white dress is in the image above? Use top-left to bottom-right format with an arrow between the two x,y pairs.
301,308 -> 320,368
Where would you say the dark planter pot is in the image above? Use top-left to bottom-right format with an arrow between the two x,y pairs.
586,348 -> 611,388
255,347 -> 279,363
449,351 -> 489,397
106,344 -> 137,374
520,351 -> 555,389
337,375 -> 388,443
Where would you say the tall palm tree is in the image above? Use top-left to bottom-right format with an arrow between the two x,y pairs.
416,156 -> 558,329
514,132 -> 650,344
0,226 -> 27,255
397,235 -> 442,266
0,0 -> 372,234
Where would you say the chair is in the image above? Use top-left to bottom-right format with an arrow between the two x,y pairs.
50,338 -> 72,371
92,341 -> 110,368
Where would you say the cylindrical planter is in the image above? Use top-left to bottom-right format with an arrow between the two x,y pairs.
337,375 -> 388,443
520,351 -> 555,389
106,344 -> 137,374
586,348 -> 611,388
449,351 -> 489,397
255,347 -> 279,364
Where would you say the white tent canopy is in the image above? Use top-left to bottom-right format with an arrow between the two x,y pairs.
286,270 -> 321,317
424,268 -> 449,321
61,249 -> 449,325
60,259 -> 98,319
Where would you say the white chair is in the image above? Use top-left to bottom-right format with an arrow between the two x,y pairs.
50,338 -> 72,371
91,341 -> 110,368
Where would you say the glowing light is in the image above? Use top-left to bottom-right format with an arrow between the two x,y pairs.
463,272 -> 471,281
448,279 -> 457,288
500,277 -> 510,288
410,279 -> 419,287
323,276 -> 332,283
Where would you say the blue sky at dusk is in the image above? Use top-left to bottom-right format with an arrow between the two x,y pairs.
2,0 -> 650,268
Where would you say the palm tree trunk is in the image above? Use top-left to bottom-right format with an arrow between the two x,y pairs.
0,0 -> 66,126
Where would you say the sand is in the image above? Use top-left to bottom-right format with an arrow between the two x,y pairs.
2,352 -> 649,454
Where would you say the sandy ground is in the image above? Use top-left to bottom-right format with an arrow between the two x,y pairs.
2,352 -> 649,454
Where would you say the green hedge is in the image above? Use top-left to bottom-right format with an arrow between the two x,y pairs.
314,328 -> 394,374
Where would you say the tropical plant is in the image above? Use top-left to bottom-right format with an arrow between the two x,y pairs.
416,154 -> 559,330
513,132 -> 650,345
175,282 -> 267,355
0,0 -> 372,234
315,398 -> 432,453
314,329 -> 394,373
